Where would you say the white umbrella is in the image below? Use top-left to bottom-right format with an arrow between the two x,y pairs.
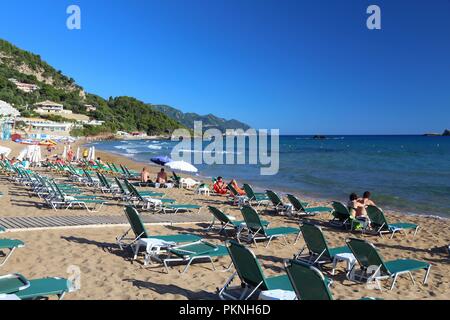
165,160 -> 198,173
62,146 -> 67,160
30,146 -> 42,164
91,146 -> 96,160
76,147 -> 80,161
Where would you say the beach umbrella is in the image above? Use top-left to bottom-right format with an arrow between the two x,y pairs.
76,147 -> 80,161
165,160 -> 198,173
151,156 -> 173,166
62,146 -> 67,160
91,146 -> 96,160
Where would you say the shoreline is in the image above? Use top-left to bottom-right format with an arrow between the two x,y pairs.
84,138 -> 450,222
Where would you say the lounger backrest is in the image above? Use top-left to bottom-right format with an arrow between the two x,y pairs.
207,206 -> 230,224
346,238 -> 388,274
285,259 -> 333,300
243,184 -> 255,200
227,240 -> 269,290
366,206 -> 389,230
114,177 -> 126,194
227,183 -> 239,196
241,206 -> 265,235
266,190 -> 282,206
287,194 -> 305,211
300,223 -> 331,259
124,206 -> 149,238
331,201 -> 351,220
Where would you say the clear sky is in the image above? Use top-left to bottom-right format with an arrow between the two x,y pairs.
1,0 -> 449,134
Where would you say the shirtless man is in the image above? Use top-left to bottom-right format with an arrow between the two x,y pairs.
141,167 -> 150,183
156,168 -> 168,184
358,191 -> 376,207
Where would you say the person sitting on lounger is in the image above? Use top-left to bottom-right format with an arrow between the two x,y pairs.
358,191 -> 376,207
213,176 -> 228,195
156,168 -> 168,184
348,193 -> 369,230
230,179 -> 246,196
141,167 -> 150,183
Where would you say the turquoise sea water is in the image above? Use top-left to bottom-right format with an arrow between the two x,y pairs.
88,135 -> 450,218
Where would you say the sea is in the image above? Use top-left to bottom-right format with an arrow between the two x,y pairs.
87,135 -> 450,218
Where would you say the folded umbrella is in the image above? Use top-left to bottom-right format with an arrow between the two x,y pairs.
151,156 -> 173,166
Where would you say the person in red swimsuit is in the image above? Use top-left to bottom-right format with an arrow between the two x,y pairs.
213,176 -> 228,195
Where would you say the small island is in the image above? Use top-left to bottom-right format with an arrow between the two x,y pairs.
424,129 -> 449,136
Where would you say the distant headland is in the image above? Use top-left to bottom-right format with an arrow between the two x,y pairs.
423,129 -> 449,136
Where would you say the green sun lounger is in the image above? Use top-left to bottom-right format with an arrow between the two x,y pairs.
295,222 -> 351,270
284,259 -> 333,300
366,205 -> 419,238
218,240 -> 293,300
331,201 -> 353,228
284,259 -> 377,300
117,206 -> 201,261
0,238 -> 25,267
346,238 -> 431,290
162,204 -> 202,214
163,240 -> 229,273
287,194 -> 331,216
243,184 -> 270,208
240,206 -> 301,247
0,273 -> 73,300
206,206 -> 269,236
265,190 -> 296,215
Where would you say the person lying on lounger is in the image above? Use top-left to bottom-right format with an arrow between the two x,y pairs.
230,179 -> 246,196
213,176 -> 228,195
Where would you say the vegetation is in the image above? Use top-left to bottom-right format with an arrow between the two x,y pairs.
0,38 -> 248,137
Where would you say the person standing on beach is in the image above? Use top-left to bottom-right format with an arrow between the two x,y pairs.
83,149 -> 89,160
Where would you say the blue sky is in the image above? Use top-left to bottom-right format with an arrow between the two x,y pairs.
0,0 -> 449,134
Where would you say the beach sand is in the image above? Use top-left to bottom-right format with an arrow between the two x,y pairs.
1,139 -> 449,300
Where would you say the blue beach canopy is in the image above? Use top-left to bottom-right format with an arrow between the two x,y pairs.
151,156 -> 173,166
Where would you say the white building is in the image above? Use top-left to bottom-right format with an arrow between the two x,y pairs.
85,104 -> 97,112
8,79 -> 39,93
34,101 -> 72,115
0,100 -> 20,118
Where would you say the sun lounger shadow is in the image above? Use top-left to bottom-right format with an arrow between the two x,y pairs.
61,236 -> 129,258
123,279 -> 218,299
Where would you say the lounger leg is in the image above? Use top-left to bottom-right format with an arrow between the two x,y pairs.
390,274 -> 399,290
408,272 -> 416,285
182,259 -> 195,274
424,265 -> 431,284
244,282 -> 263,300
218,272 -> 238,300
294,231 -> 302,244
0,247 -> 16,267
413,226 -> 419,237
265,237 -> 273,248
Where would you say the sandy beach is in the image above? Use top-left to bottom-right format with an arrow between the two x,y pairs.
1,139 -> 449,300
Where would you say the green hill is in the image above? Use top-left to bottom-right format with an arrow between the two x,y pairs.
0,39 -> 187,136
153,104 -> 251,132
